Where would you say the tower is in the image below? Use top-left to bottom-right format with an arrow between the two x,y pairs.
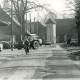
46,18 -> 56,44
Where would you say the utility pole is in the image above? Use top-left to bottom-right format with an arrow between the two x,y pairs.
11,0 -> 13,51
37,21 -> 38,36
26,13 -> 27,35
21,15 -> 22,41
26,0 -> 28,37
30,13 -> 31,33
34,17 -> 35,34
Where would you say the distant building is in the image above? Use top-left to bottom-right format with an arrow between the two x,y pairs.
27,18 -> 77,43
46,18 -> 56,44
27,21 -> 46,43
55,19 -> 77,43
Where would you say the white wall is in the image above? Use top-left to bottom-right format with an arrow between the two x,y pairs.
47,24 -> 56,44
53,24 -> 56,43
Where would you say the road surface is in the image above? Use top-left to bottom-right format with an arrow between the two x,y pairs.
0,44 -> 80,80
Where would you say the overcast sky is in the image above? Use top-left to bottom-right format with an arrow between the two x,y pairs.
31,0 -> 67,12
29,0 -> 68,19
0,0 -> 66,12
0,0 -> 73,19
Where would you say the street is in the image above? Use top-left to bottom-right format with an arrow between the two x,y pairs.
0,44 -> 80,80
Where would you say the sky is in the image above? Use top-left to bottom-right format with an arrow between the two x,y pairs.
0,0 -> 71,19
0,0 -> 66,12
35,0 -> 66,12
29,0 -> 67,19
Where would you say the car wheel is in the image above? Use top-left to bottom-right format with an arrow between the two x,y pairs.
32,41 -> 39,49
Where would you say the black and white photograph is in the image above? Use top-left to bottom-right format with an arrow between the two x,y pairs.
0,0 -> 80,80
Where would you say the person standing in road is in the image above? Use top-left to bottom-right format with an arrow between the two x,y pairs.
24,36 -> 30,55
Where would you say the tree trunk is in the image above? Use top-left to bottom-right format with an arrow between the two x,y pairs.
78,27 -> 80,45
18,14 -> 26,41
22,14 -> 25,40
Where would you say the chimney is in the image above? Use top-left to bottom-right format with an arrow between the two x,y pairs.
3,0 -> 10,10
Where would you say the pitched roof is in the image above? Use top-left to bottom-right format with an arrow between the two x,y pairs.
3,10 -> 20,26
0,7 -> 20,27
0,20 -> 10,26
46,18 -> 56,24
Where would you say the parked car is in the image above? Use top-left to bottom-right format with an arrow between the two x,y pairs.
15,34 -> 42,50
15,41 -> 23,50
38,39 -> 42,46
29,34 -> 42,49
43,41 -> 51,45
70,38 -> 78,46
2,41 -> 11,49
0,42 -> 3,51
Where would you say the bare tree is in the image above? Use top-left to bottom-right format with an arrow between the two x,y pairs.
66,0 -> 80,45
3,0 -> 52,40
74,0 -> 80,45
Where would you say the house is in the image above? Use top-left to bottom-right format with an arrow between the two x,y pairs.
0,6 -> 21,42
55,18 -> 77,43
27,18 -> 77,43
